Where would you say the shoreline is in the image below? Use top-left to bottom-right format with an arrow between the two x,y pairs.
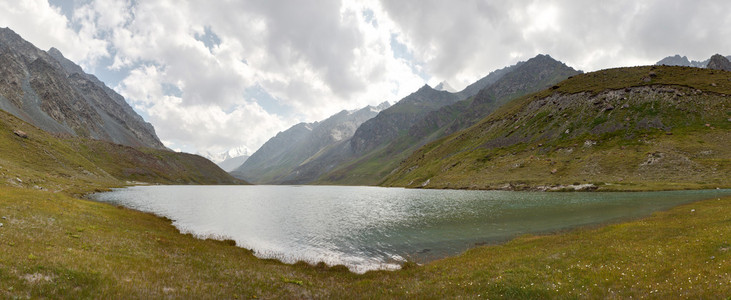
2,184 -> 729,298
85,185 -> 731,274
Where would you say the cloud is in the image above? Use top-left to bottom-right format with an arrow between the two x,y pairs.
4,0 -> 730,155
380,0 -> 731,88
0,0 -> 108,68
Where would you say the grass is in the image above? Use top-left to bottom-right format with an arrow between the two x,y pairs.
0,109 -> 244,193
0,185 -> 728,298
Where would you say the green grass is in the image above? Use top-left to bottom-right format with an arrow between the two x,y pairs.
0,185 -> 728,298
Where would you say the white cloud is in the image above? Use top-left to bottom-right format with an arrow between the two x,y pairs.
380,0 -> 731,88
0,0 -> 108,68
3,0 -> 730,155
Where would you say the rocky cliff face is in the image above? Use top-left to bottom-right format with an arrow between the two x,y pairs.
0,27 -> 165,149
706,54 -> 731,71
231,102 -> 389,183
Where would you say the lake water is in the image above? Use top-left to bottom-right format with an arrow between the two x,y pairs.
91,186 -> 730,273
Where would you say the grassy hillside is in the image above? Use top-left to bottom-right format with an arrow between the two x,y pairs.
0,109 -> 244,194
383,66 -> 731,190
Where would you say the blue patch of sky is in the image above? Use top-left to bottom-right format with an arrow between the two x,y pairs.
194,26 -> 222,53
389,34 -> 430,81
88,53 -> 131,88
244,84 -> 292,117
362,9 -> 377,27
161,83 -> 183,98
48,0 -> 75,19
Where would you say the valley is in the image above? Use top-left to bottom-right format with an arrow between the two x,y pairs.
0,9 -> 729,298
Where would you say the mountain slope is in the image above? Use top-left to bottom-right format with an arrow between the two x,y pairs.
382,66 -> 731,190
0,27 -> 165,149
317,55 -> 579,185
0,109 -> 245,193
231,103 -> 389,183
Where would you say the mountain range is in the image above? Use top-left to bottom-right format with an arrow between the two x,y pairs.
656,54 -> 731,68
231,102 -> 390,183
235,54 -> 580,185
231,53 -> 728,190
200,147 -> 250,172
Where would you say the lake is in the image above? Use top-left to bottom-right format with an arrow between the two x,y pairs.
91,185 -> 730,273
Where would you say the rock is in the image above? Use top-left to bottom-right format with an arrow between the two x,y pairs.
13,130 -> 27,138
0,223 -> 3,227
621,104 -> 629,109
642,77 -> 651,83
421,178 -> 431,187
550,168 -> 558,174
648,71 -> 657,77
706,54 -> 731,71
605,105 -> 614,111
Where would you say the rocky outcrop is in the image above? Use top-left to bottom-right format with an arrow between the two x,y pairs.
706,54 -> 731,71
0,27 -> 165,149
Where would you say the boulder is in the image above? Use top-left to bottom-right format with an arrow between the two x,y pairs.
13,130 -> 27,138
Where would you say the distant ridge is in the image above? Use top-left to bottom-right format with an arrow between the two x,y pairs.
656,54 -> 731,68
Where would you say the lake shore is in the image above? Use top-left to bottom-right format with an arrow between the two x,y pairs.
1,184 -> 729,298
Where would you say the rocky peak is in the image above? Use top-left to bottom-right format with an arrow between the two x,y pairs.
434,81 -> 457,93
47,47 -> 85,76
706,54 -> 731,71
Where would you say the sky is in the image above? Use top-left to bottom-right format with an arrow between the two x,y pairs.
1,0 -> 730,156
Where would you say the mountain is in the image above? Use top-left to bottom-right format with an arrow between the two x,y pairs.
382,65 -> 730,191
350,85 -> 462,155
217,154 -> 249,172
434,81 -> 457,92
707,54 -> 731,71
656,54 -> 731,68
0,27 -> 165,149
0,109 -> 244,190
200,146 -> 250,172
231,102 -> 390,183
316,54 -> 579,185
